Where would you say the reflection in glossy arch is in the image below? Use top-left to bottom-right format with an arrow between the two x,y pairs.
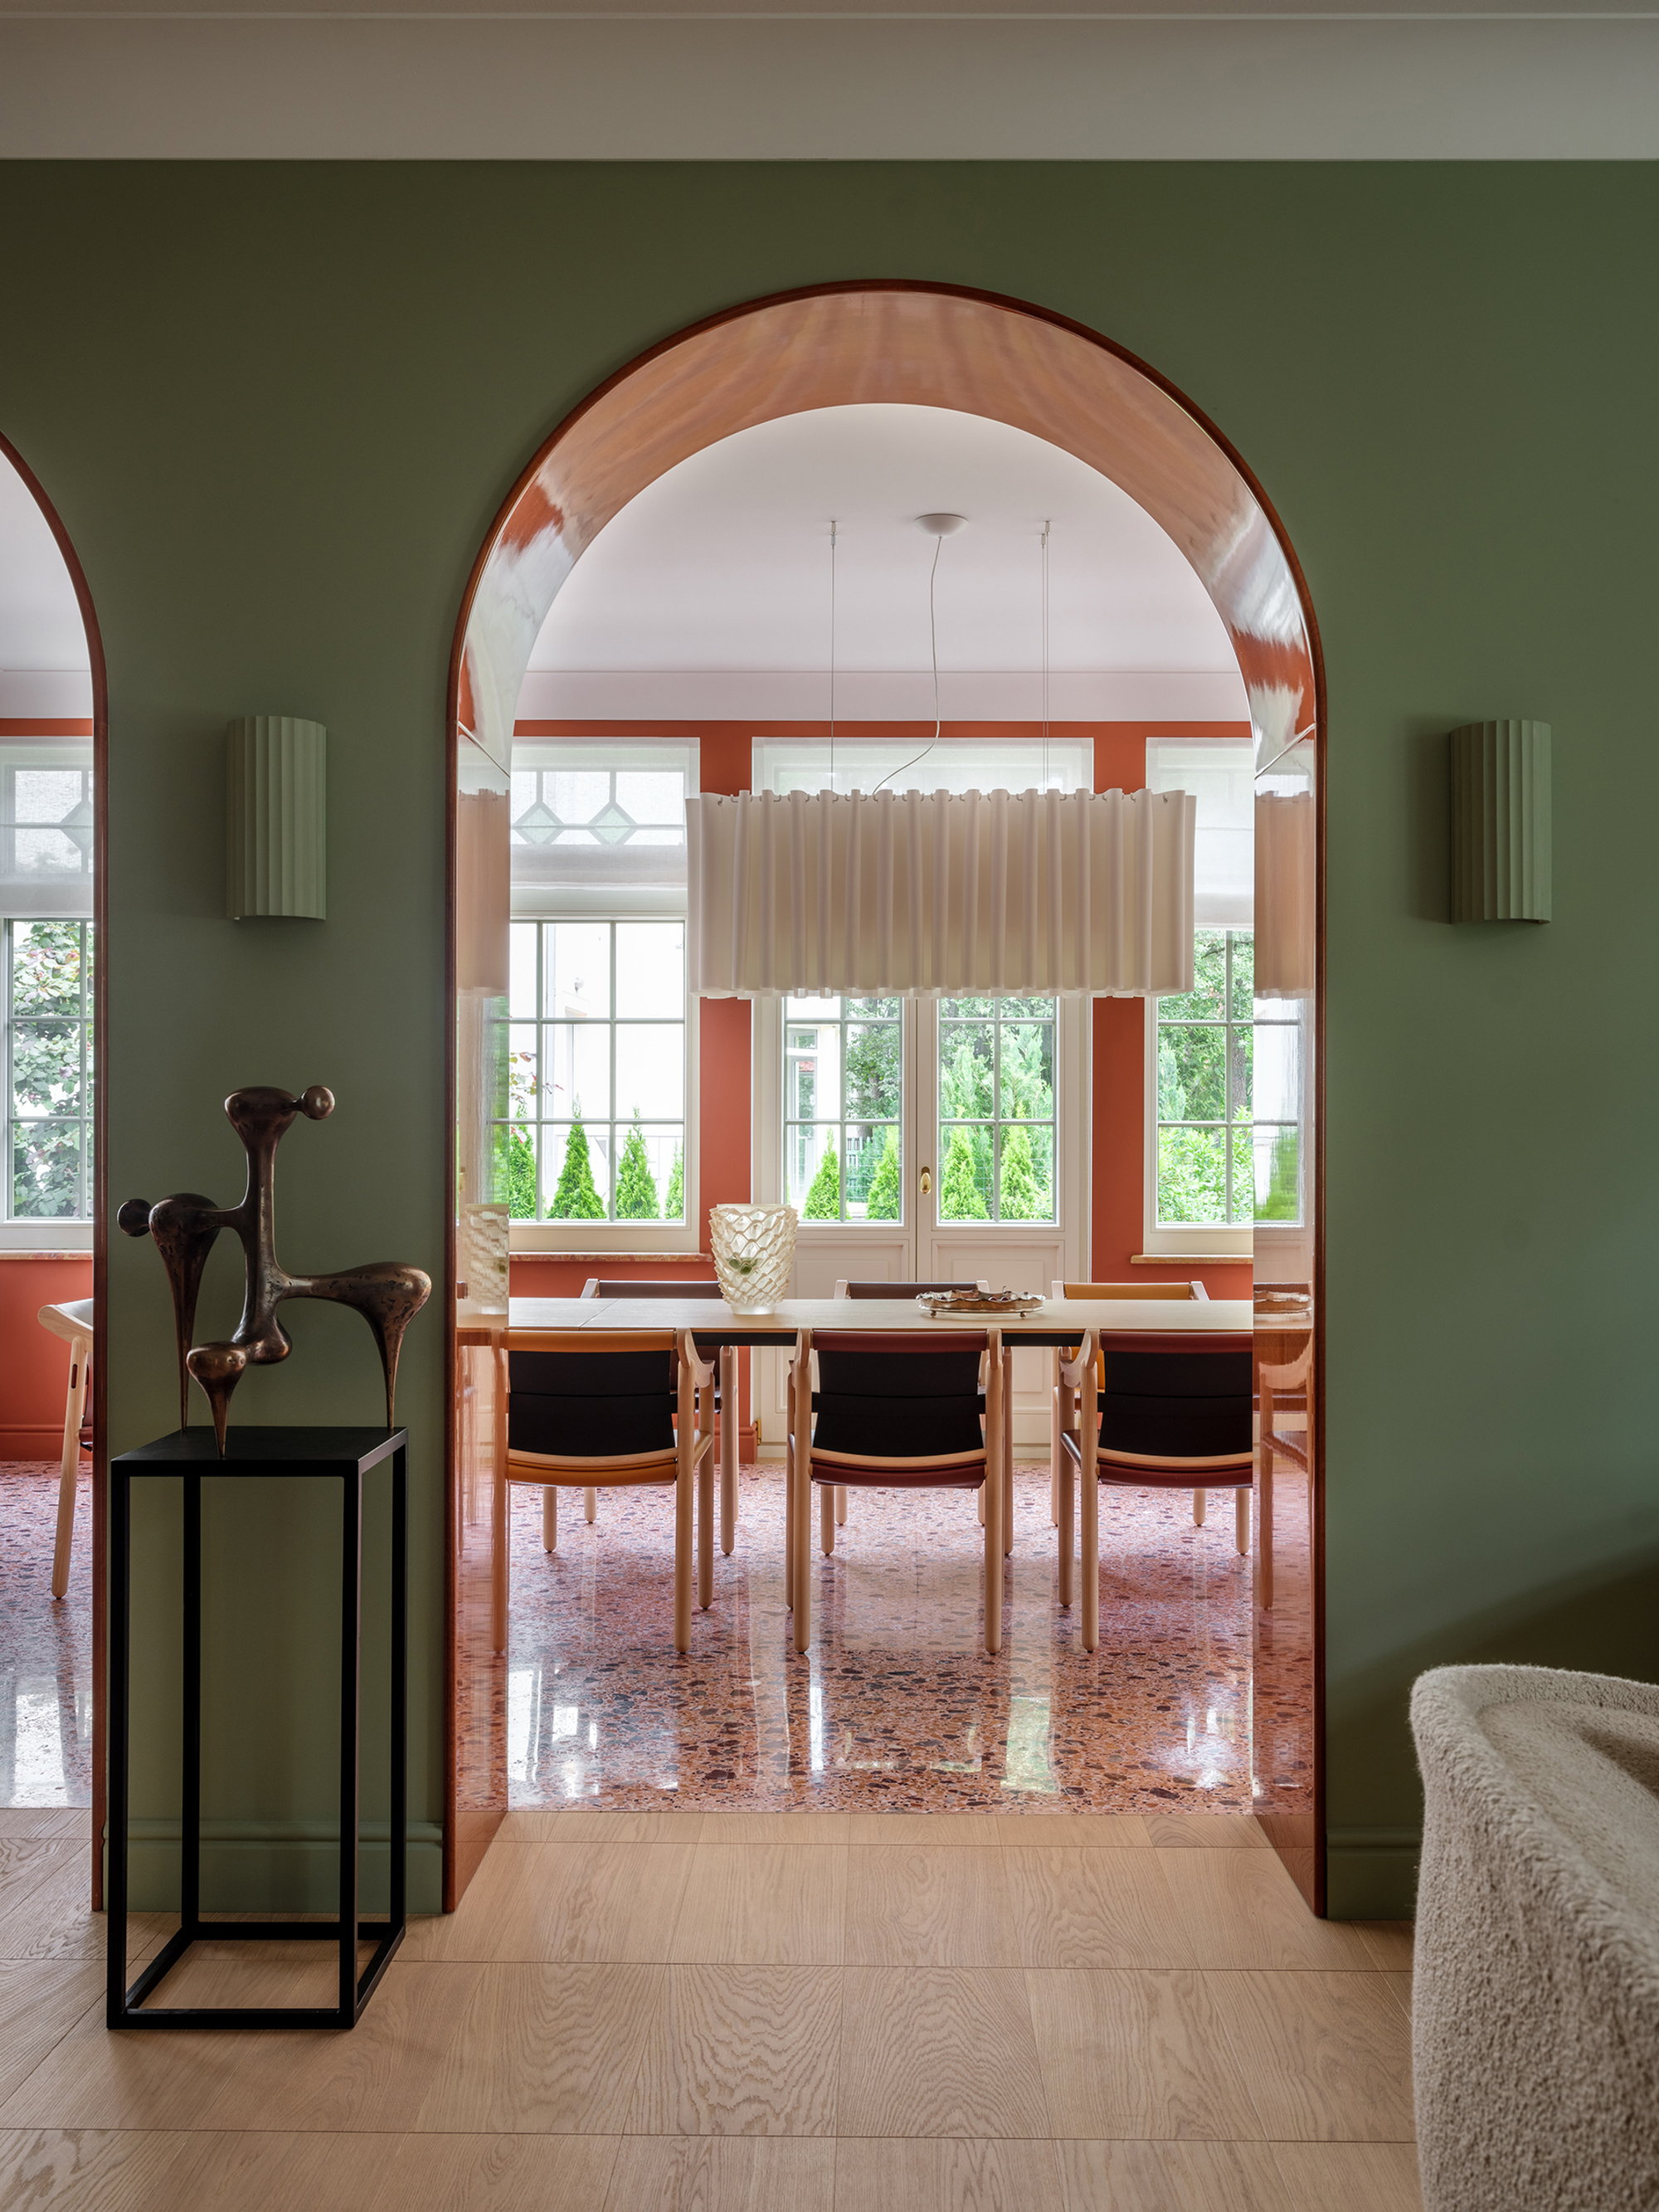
447,282 -> 1323,1910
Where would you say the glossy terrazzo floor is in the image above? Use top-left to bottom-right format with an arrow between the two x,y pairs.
0,1464 -> 92,1809
499,1464 -> 1260,1816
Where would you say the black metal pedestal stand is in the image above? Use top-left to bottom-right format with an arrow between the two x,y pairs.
107,1426 -> 407,2030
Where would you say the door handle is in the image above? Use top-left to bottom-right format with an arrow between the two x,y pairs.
919,1166 -> 933,1196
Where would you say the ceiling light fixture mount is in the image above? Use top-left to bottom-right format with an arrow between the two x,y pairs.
915,512 -> 968,538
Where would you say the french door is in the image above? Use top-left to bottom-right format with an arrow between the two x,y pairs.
753,992 -> 1087,1448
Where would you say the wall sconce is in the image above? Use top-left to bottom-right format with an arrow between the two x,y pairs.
1450,719 -> 1550,923
226,715 -> 326,920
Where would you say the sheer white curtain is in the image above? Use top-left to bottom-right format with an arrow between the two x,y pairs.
688,784 -> 1195,999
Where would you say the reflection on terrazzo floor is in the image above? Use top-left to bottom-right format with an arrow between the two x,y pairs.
0,1463 -> 93,1807
503,1464 -> 1257,1815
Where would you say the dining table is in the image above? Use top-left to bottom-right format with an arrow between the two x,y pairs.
474,1295 -> 1255,1647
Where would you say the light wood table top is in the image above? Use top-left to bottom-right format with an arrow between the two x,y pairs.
497,1296 -> 1253,1347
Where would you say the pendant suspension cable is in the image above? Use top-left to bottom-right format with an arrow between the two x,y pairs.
1040,519 -> 1052,792
829,519 -> 838,796
873,533 -> 945,798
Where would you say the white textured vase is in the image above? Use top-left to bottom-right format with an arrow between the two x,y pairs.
709,1202 -> 797,1313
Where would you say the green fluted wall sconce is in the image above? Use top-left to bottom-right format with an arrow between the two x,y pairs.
226,715 -> 326,920
1450,719 -> 1551,923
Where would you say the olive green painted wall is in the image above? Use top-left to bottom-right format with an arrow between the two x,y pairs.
2,162 -> 1655,1917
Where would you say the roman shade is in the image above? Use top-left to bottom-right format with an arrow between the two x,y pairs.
688,785 -> 1195,999
1254,791 -> 1316,997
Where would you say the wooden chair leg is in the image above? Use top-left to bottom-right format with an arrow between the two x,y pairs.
50,1334 -> 87,1601
1194,1489 -> 1206,1527
1002,1349 -> 1014,1558
542,1485 -> 557,1552
1049,1356 -> 1062,1527
1259,1454 -> 1274,1610
583,1486 -> 597,1523
1058,1450 -> 1074,1610
1235,1484 -> 1249,1556
984,1342 -> 1005,1655
785,1372 -> 796,1614
834,1484 -> 847,1525
792,1442 -> 811,1655
820,1480 -> 835,1556
1081,1471 -> 1099,1653
698,1448 -> 715,1610
720,1345 -> 737,1555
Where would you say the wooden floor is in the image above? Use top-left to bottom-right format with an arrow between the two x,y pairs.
0,1808 -> 1420,2210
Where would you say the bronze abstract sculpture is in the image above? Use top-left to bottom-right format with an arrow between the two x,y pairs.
119,1085 -> 431,1454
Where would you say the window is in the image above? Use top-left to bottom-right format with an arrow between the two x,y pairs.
4,919 -> 94,1222
937,996 -> 1058,1222
786,996 -> 902,1223
755,734 -> 1089,799
1153,928 -> 1300,1228
503,919 -> 687,1224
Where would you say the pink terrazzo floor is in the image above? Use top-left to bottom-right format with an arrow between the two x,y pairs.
0,1463 -> 93,1807
487,1462 -> 1267,1817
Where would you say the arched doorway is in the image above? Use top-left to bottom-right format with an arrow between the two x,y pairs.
0,431 -> 108,1901
445,283 -> 1324,1907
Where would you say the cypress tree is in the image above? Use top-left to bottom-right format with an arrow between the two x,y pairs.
864,1129 -> 902,1219
998,1123 -> 1046,1219
615,1113 -> 660,1220
803,1143 -> 841,1219
664,1142 -> 684,1220
548,1115 -> 606,1219
940,1127 -> 988,1218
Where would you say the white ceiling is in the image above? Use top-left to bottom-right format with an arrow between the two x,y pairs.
531,404 -> 1236,686
0,446 -> 90,677
0,12 -> 1652,158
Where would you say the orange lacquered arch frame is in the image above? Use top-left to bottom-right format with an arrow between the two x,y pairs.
444,280 -> 1327,1907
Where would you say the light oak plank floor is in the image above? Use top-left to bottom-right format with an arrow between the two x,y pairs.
0,1812 -> 1420,2210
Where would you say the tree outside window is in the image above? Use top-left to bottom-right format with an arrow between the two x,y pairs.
937,996 -> 1057,1223
785,996 -> 902,1225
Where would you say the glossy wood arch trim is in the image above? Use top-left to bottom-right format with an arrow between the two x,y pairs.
444,278 -> 1326,1912
0,429 -> 110,1908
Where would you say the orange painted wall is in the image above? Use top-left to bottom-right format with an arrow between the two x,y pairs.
0,1254 -> 93,1458
504,720 -> 1251,1353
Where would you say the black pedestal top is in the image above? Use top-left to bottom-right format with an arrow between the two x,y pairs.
114,1425 -> 406,1473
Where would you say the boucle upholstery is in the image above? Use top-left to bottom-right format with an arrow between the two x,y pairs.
1410,1664 -> 1659,2212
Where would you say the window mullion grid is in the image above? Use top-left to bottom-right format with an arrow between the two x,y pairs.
80,921 -> 90,1220
990,1006 -> 1002,1223
608,923 -> 618,1222
2,920 -> 10,1223
838,1004 -> 849,1224
536,925 -> 547,1220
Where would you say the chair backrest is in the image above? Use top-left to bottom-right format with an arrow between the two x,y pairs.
507,1328 -> 678,1458
836,1279 -> 990,1298
1054,1280 -> 1206,1301
581,1279 -> 723,1298
810,1329 -> 990,1459
1093,1332 -> 1253,1460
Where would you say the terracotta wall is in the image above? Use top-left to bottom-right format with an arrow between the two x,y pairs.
0,1253 -> 94,1458
1090,723 -> 1253,1300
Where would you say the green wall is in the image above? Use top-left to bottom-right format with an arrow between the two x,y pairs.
2,162 -> 1655,1917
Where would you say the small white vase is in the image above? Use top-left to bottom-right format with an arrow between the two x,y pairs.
709,1202 -> 797,1313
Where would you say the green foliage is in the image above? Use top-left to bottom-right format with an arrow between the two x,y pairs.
940,1126 -> 988,1219
506,1124 -> 538,1218
548,1115 -> 606,1219
864,1129 -> 901,1219
998,1123 -> 1048,1220
1256,1128 -> 1299,1220
803,1143 -> 841,1220
615,1113 -> 659,1220
664,1142 -> 684,1221
844,1016 -> 901,1122
1000,1022 -> 1053,1121
1157,1127 -> 1226,1223
9,921 -> 90,1219
938,1026 -> 993,1120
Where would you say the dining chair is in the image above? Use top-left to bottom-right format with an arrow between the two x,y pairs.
1047,1280 -> 1208,1527
1255,1338 -> 1310,1610
787,1324 -> 1006,1655
1055,1326 -> 1254,1651
504,1327 -> 716,1651
36,1298 -> 93,1601
577,1279 -> 738,1554
825,1279 -> 1006,1548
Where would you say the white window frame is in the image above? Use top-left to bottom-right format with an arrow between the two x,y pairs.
1141,967 -> 1253,1264
507,736 -> 699,1255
